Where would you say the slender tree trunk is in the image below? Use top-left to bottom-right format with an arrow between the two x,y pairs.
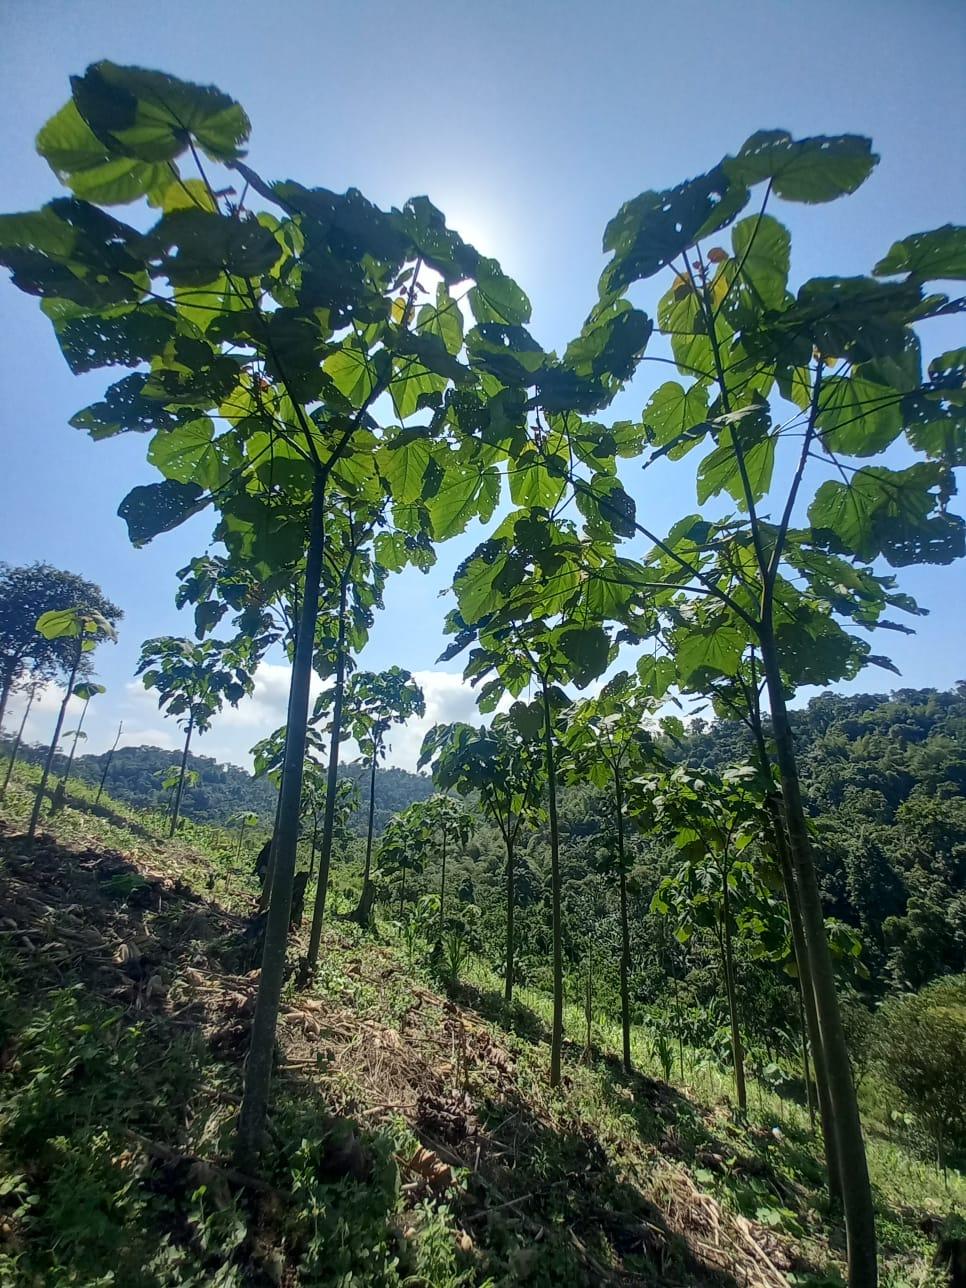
504,830 -> 515,1006
362,745 -> 377,886
768,796 -> 839,1195
28,641 -> 81,841
95,721 -> 122,806
540,674 -> 564,1089
749,696 -> 841,1200
398,867 -> 406,920
308,819 -> 319,882
720,870 -> 747,1114
235,818 -> 248,866
0,673 -> 13,735
614,768 -> 633,1074
258,790 -> 283,913
237,470 -> 326,1169
584,956 -> 593,1059
169,713 -> 194,839
759,627 -> 877,1288
439,824 -> 447,939
1,683 -> 36,801
304,575 -> 349,975
53,695 -> 91,809
799,981 -> 816,1131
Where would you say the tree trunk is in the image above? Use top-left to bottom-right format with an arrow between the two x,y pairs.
504,830 -> 515,1006
540,674 -> 564,1089
799,980 -> 816,1130
169,713 -> 194,839
614,768 -> 633,1074
1,683 -> 36,801
398,867 -> 406,920
759,628 -> 877,1287
53,695 -> 91,809
439,823 -> 447,939
235,817 -> 248,866
28,640 -> 81,841
584,957 -> 593,1060
308,819 -> 319,882
95,721 -> 122,806
304,575 -> 350,976
362,745 -> 377,886
258,790 -> 283,913
767,794 -> 840,1198
0,673 -> 13,735
720,869 -> 747,1114
237,470 -> 326,1169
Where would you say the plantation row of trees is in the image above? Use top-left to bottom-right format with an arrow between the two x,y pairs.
1,61 -> 963,1285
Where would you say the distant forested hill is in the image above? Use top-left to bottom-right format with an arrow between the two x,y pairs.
680,685 -> 966,987
7,742 -> 433,836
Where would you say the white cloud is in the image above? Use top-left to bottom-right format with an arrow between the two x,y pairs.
2,663 -> 506,777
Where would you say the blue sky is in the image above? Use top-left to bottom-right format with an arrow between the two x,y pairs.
1,0 -> 964,770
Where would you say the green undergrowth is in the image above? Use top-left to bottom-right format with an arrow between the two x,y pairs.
0,764 -> 962,1286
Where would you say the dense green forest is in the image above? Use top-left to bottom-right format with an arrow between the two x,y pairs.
0,57 -> 964,1288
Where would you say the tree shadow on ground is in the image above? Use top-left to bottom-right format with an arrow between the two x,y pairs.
0,825 -> 411,1285
448,977 -> 552,1045
28,780 -> 164,843
454,1080 -> 750,1286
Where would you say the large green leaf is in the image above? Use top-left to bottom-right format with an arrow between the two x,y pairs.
696,425 -> 776,507
556,626 -> 612,688
469,256 -> 531,325
429,469 -> 488,540
642,381 -> 710,450
601,167 -> 749,293
904,349 -> 966,465
36,100 -> 170,204
508,454 -> 567,509
466,324 -> 546,386
808,464 -> 965,565
728,213 -> 790,311
325,343 -> 381,407
874,225 -> 966,280
389,359 -> 447,419
815,374 -> 903,456
146,418 -> 242,489
70,62 -> 250,163
417,281 -> 464,355
378,436 -> 433,505
725,130 -> 877,203
676,627 -> 746,682
44,300 -> 177,374
118,479 -> 207,545
563,299 -> 652,387
146,210 -> 280,285
70,373 -> 192,438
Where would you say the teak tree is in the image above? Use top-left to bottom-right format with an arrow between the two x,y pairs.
564,672 -> 659,1073
0,61 -> 650,1159
52,679 -> 105,810
137,636 -> 253,836
27,607 -> 116,840
575,135 -> 964,1286
345,666 -> 425,915
638,763 -> 772,1114
302,497 -> 387,973
1,679 -> 40,802
419,713 -> 541,1004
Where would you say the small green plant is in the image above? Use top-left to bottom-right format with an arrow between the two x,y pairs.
653,1032 -> 675,1083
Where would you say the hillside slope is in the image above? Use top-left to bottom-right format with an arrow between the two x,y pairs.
0,770 -> 961,1286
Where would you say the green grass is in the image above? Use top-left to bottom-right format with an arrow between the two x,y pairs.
1,761 -> 963,1286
